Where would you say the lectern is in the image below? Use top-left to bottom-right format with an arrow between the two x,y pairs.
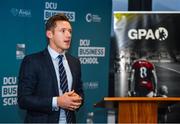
97,97 -> 180,123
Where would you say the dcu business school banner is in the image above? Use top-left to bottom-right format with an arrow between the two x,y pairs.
0,0 -> 112,123
113,12 -> 180,122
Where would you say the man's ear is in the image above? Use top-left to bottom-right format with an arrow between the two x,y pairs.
46,30 -> 53,39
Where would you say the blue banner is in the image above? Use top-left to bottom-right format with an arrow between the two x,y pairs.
0,0 -> 112,123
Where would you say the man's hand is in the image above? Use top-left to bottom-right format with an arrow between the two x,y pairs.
57,90 -> 82,111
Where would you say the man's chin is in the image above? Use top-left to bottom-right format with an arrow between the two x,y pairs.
63,46 -> 70,51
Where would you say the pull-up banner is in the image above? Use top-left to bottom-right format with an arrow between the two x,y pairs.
0,0 -> 111,123
113,12 -> 180,123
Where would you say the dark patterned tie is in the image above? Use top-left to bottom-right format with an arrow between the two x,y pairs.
58,55 -> 72,123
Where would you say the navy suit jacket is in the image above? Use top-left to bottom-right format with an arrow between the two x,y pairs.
18,48 -> 84,123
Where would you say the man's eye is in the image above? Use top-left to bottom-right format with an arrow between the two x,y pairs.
61,29 -> 65,33
69,30 -> 72,34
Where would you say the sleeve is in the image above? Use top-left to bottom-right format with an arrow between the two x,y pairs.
18,56 -> 53,113
52,97 -> 59,111
75,59 -> 84,107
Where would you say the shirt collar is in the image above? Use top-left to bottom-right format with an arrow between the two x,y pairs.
47,45 -> 66,60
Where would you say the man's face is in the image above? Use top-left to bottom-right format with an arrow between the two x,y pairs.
47,21 -> 72,53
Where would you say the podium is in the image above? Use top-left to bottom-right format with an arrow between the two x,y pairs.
95,97 -> 180,123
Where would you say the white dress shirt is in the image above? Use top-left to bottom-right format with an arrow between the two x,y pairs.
48,45 -> 73,123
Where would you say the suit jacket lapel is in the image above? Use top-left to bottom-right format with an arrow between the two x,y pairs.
65,53 -> 75,90
43,49 -> 59,95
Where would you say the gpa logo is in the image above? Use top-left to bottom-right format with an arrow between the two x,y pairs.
128,27 -> 168,41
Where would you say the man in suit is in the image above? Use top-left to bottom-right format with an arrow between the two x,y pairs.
18,13 -> 84,123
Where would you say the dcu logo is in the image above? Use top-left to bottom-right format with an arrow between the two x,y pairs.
128,27 -> 168,41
